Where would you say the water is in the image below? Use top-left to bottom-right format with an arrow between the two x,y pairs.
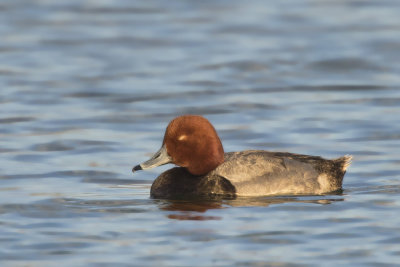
1,0 -> 400,266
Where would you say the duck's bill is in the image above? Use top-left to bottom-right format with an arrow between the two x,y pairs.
132,144 -> 172,173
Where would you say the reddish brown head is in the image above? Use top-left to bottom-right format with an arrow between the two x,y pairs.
163,115 -> 224,175
132,115 -> 225,176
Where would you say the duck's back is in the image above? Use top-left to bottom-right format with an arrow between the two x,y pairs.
210,150 -> 352,196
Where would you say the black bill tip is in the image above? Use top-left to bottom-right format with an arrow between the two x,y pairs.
132,165 -> 142,173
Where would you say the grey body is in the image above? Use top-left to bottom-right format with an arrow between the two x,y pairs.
150,150 -> 352,199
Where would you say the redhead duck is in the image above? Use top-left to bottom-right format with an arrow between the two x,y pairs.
132,115 -> 352,199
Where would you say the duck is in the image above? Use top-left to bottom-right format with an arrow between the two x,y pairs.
132,115 -> 352,199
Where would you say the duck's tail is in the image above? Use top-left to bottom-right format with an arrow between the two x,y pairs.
338,155 -> 353,172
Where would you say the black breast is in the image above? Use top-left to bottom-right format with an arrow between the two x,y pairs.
150,167 -> 236,199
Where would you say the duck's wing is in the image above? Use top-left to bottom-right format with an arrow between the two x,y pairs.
214,150 -> 348,196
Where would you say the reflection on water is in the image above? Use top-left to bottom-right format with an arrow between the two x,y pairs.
158,195 -> 344,221
1,0 -> 400,266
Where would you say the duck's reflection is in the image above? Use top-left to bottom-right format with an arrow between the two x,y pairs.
156,193 -> 345,221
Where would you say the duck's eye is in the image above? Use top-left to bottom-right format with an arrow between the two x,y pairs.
177,135 -> 187,141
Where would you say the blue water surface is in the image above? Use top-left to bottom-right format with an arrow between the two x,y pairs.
1,1 -> 400,266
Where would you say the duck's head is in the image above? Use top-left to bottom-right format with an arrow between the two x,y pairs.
132,115 -> 224,176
